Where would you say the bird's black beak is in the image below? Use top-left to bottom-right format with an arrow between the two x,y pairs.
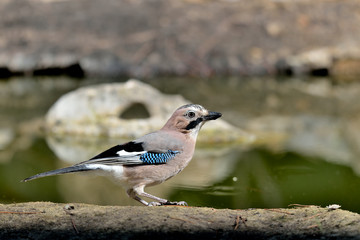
204,111 -> 222,121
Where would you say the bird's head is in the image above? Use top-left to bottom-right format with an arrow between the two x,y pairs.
162,104 -> 222,136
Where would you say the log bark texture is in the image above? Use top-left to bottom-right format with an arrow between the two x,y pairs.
0,202 -> 359,239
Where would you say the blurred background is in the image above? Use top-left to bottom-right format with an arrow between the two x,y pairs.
1,0 -> 360,212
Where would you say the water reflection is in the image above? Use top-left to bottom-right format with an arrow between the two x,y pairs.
170,148 -> 360,211
3,135 -> 360,213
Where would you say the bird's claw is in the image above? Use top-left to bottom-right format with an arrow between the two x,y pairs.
163,201 -> 188,206
148,201 -> 163,206
147,200 -> 188,206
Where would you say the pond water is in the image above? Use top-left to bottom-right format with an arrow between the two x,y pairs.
1,76 -> 360,212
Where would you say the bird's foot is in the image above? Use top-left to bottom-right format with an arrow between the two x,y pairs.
163,201 -> 188,206
147,200 -> 188,206
147,201 -> 163,206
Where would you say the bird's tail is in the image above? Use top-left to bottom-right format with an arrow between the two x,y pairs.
22,165 -> 91,182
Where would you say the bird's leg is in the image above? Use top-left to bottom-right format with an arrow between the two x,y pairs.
127,188 -> 149,206
128,187 -> 187,206
127,187 -> 165,206
139,191 -> 168,205
133,195 -> 150,206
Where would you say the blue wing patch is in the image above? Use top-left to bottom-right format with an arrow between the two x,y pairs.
140,150 -> 180,164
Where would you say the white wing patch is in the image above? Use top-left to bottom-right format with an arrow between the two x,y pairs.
117,150 -> 146,157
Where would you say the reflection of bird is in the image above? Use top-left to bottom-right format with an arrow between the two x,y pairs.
23,104 -> 221,206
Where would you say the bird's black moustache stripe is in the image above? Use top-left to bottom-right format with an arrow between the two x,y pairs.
185,117 -> 203,130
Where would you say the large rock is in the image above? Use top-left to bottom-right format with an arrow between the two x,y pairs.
45,79 -> 252,143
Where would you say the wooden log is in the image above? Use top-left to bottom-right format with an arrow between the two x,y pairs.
0,202 -> 359,239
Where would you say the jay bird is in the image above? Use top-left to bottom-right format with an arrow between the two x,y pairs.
23,104 -> 222,206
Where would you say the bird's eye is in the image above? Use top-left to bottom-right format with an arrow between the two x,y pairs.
187,111 -> 196,118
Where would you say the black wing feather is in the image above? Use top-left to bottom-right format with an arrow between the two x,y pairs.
89,141 -> 144,160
